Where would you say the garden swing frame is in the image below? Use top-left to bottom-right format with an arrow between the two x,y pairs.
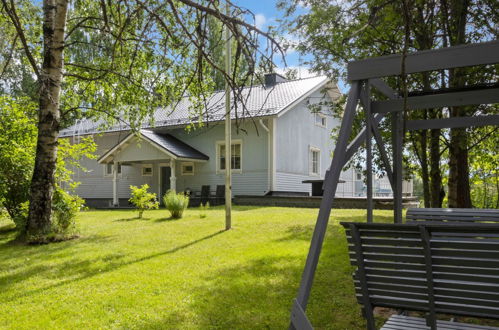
290,40 -> 499,329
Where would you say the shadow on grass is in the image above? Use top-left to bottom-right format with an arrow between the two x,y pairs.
128,230 -> 366,329
0,224 -> 16,235
114,216 -> 149,222
0,230 -> 226,302
153,216 -> 182,222
276,212 -> 395,243
189,255 -> 304,328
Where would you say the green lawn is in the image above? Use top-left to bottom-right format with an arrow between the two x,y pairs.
0,207 -> 391,329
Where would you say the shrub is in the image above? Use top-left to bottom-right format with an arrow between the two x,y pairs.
0,96 -> 96,241
52,189 -> 84,234
11,201 -> 29,232
199,202 -> 210,218
0,96 -> 37,232
163,190 -> 189,219
129,184 -> 159,218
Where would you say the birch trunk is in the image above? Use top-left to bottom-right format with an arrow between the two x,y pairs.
27,0 -> 68,238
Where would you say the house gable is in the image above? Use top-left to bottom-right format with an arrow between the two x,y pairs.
273,85 -> 340,193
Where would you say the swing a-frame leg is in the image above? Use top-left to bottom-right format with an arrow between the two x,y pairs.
290,81 -> 362,329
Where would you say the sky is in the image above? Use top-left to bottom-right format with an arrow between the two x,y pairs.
234,0 -> 316,79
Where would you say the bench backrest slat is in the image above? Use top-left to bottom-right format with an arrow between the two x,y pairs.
342,222 -> 499,320
406,208 -> 499,223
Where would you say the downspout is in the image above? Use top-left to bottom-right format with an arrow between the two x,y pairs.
259,119 -> 272,194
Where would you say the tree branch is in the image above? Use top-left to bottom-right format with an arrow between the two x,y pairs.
1,0 -> 40,78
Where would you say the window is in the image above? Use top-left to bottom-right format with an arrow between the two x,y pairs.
181,162 -> 194,175
217,141 -> 242,172
104,163 -> 121,177
142,164 -> 153,176
356,172 -> 362,180
104,163 -> 113,176
310,148 -> 320,176
315,113 -> 327,128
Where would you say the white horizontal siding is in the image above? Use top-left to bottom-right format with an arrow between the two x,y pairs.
275,172 -> 312,194
177,170 -> 268,196
73,161 -> 157,199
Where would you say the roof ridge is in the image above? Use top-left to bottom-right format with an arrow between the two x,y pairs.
206,74 -> 327,94
60,75 -> 333,137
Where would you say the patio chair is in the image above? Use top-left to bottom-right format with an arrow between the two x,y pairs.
189,185 -> 210,207
211,185 -> 225,206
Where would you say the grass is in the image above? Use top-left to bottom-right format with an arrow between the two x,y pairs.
1,206 -> 494,329
0,206 -> 377,329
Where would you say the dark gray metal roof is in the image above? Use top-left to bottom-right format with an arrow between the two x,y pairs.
140,129 -> 209,161
60,76 -> 330,137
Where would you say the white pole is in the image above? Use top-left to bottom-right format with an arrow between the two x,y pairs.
112,162 -> 119,206
224,1 -> 232,230
170,160 -> 176,192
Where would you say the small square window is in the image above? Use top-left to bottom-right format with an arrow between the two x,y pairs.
181,162 -> 194,175
315,113 -> 327,128
142,165 -> 153,176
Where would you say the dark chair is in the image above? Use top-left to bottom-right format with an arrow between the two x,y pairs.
189,185 -> 210,207
212,185 -> 225,206
200,185 -> 210,205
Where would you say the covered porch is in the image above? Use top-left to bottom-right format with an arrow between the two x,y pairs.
97,129 -> 209,206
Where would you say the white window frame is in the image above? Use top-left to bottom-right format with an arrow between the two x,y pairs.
315,113 -> 327,128
103,163 -> 122,177
309,147 -> 321,176
104,163 -> 113,177
216,139 -> 243,174
180,162 -> 195,176
142,164 -> 153,177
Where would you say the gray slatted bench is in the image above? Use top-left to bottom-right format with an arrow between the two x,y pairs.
342,222 -> 499,330
406,208 -> 499,223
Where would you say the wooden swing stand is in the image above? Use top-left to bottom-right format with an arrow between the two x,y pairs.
290,40 -> 499,329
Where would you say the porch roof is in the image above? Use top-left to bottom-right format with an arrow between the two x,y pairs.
98,129 -> 209,164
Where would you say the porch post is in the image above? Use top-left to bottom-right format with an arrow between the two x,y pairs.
112,162 -> 119,206
170,160 -> 176,192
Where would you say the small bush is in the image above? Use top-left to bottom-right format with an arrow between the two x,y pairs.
129,184 -> 159,218
11,201 -> 29,233
199,202 -> 210,218
52,189 -> 84,234
163,190 -> 189,219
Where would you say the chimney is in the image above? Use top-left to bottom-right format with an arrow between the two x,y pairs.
264,73 -> 287,87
